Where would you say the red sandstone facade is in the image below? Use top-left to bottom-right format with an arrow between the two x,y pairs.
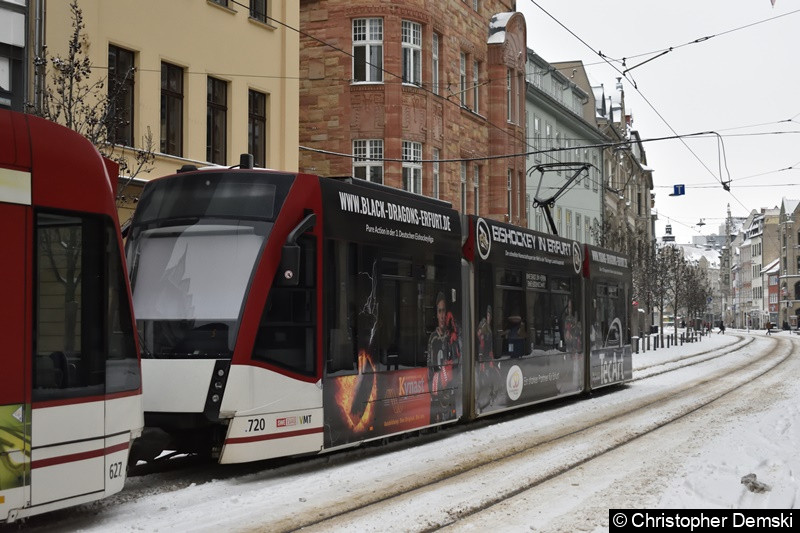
299,0 -> 527,225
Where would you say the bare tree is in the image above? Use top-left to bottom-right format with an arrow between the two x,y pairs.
27,0 -> 154,348
28,0 -> 154,202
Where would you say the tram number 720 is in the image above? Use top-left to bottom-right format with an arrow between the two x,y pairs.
246,418 -> 266,432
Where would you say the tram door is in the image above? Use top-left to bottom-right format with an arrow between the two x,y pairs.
27,213 -> 139,507
0,200 -> 31,519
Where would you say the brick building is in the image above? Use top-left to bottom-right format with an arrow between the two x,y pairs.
299,0 -> 527,224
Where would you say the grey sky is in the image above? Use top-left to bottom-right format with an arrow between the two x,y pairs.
517,0 -> 800,243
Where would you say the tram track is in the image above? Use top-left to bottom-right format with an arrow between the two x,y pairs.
632,334 -> 752,380
282,334 -> 792,532
12,335 -> 788,533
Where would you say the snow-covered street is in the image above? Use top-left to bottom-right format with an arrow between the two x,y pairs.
10,330 -> 799,532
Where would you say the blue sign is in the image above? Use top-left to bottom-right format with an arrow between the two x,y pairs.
673,184 -> 685,196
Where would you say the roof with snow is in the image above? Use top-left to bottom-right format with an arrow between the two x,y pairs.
783,198 -> 800,215
673,243 -> 722,268
762,258 -> 780,275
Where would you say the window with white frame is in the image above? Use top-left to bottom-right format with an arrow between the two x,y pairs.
584,148 -> 591,188
507,169 -> 513,220
460,53 -> 467,106
402,141 -> 422,194
353,139 -> 384,183
556,206 -> 562,234
401,21 -> 422,86
576,213 -> 582,241
473,60 -> 480,113
353,18 -> 383,83
506,69 -> 512,121
473,164 -> 480,215
545,122 -> 552,151
432,148 -> 440,198
432,33 -> 440,95
534,116 -> 541,160
585,218 -> 591,244
555,132 -> 562,174
566,210 -> 572,238
461,162 -> 467,211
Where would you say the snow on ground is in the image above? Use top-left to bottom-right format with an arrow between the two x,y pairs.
11,329 -> 800,532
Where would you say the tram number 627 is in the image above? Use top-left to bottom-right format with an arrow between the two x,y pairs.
109,461 -> 124,479
247,418 -> 266,432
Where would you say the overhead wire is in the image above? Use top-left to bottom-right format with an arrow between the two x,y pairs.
227,0 -> 793,224
227,0 -> 537,167
524,0 -> 762,215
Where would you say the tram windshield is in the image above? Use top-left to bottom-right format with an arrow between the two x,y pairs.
128,221 -> 270,358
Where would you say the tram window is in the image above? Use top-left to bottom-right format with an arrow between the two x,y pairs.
34,212 -> 137,400
106,224 -> 140,393
253,236 -> 316,376
493,267 -> 529,358
592,282 -> 627,348
377,257 -> 425,369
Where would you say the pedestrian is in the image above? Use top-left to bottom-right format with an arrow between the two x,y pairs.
719,323 -> 726,334
766,321 -> 772,335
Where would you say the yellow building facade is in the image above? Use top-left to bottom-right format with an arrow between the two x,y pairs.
39,0 -> 299,222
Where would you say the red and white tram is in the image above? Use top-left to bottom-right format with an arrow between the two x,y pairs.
126,162 -> 632,465
0,110 -> 142,522
126,165 -> 463,463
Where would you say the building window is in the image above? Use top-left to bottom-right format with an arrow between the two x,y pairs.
557,206 -> 563,234
353,140 -> 383,184
432,148 -> 440,198
461,163 -> 467,211
210,0 -> 228,7
432,33 -> 440,95
506,69 -> 512,122
460,53 -> 467,106
507,170 -> 512,221
248,89 -> 267,167
108,45 -> 135,146
545,122 -> 553,151
402,141 -> 422,194
160,62 -> 183,157
353,18 -> 383,83
555,132 -> 562,173
576,213 -> 582,241
533,116 -> 541,160
473,164 -> 480,215
0,55 -> 10,93
566,210 -> 572,239
207,76 -> 227,164
401,21 -> 422,86
473,60 -> 480,114
250,0 -> 267,23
